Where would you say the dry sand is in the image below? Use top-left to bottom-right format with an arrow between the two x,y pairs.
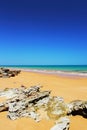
0,71 -> 87,130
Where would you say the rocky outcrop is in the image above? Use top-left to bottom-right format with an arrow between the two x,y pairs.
0,85 -> 87,130
0,86 -> 51,121
0,68 -> 21,78
67,100 -> 87,118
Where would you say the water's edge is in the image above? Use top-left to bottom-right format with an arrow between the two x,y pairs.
0,65 -> 87,77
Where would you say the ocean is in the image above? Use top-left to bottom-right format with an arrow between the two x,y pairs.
0,65 -> 87,72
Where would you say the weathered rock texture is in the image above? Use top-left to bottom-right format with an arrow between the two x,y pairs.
67,100 -> 87,118
0,85 -> 87,130
51,117 -> 70,130
0,68 -> 21,78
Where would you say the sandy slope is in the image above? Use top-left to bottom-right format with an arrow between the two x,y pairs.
0,71 -> 87,130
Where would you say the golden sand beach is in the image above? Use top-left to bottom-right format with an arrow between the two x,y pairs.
0,71 -> 87,130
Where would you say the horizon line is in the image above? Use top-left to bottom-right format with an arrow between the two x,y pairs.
0,64 -> 87,66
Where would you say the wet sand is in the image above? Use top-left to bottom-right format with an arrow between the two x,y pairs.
0,71 -> 87,130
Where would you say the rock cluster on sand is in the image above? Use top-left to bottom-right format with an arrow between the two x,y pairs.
0,68 -> 21,78
0,86 -> 87,130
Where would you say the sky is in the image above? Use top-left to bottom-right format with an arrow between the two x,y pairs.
0,0 -> 87,65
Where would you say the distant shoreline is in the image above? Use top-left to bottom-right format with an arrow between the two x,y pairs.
22,69 -> 87,77
3,67 -> 87,78
0,65 -> 87,71
0,65 -> 87,77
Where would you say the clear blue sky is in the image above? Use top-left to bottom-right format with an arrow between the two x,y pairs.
0,0 -> 87,65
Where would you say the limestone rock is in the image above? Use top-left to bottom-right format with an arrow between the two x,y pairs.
0,103 -> 8,112
0,68 -> 21,78
0,85 -> 87,130
67,100 -> 87,118
47,96 -> 68,120
50,117 -> 70,130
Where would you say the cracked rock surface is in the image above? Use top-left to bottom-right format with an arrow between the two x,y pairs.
0,85 -> 87,130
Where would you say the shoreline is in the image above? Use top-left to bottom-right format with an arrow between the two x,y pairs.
6,67 -> 87,78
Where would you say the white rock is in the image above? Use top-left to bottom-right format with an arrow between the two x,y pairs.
50,117 -> 70,130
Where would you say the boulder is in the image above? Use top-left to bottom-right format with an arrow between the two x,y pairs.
67,100 -> 87,118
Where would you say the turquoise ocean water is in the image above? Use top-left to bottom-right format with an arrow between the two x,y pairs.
0,65 -> 87,72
